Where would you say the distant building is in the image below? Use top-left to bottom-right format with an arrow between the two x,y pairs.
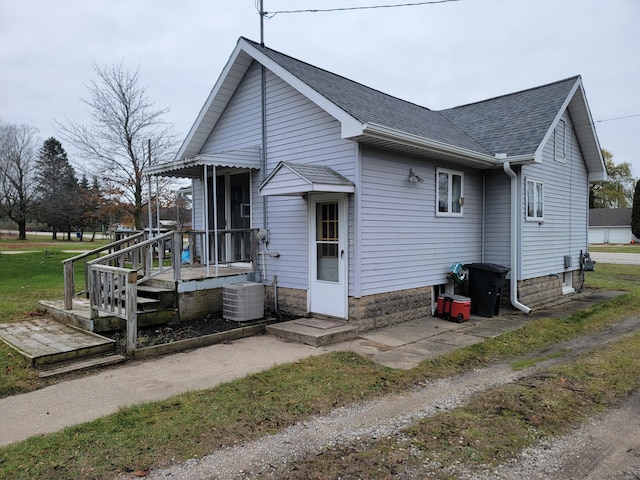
589,208 -> 637,244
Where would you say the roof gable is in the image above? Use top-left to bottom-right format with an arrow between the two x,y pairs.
440,77 -> 579,157
259,161 -> 355,196
245,39 -> 489,156
173,37 -> 605,179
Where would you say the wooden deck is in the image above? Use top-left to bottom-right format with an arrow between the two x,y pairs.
0,318 -> 115,366
154,264 -> 255,282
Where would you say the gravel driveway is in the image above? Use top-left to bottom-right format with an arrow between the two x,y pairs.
142,315 -> 640,480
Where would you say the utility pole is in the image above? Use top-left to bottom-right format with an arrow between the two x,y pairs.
259,0 -> 264,46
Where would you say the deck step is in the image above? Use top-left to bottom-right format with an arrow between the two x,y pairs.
266,318 -> 357,347
0,318 -> 116,365
137,285 -> 174,294
37,354 -> 126,378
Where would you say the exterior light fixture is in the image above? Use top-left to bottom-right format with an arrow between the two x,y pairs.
409,168 -> 424,184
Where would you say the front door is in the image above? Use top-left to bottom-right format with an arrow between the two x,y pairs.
309,194 -> 348,318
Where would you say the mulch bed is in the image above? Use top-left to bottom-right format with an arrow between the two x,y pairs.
106,312 -> 295,351
107,313 -> 244,349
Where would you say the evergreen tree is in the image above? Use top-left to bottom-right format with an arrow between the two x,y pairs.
35,137 -> 79,239
632,179 -> 640,242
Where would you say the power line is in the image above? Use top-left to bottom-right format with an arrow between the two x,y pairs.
260,0 -> 461,18
596,113 -> 640,123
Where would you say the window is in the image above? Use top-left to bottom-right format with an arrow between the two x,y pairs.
436,168 -> 463,217
526,178 -> 544,221
554,118 -> 566,161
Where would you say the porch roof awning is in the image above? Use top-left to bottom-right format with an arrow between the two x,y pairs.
145,147 -> 261,178
259,161 -> 355,196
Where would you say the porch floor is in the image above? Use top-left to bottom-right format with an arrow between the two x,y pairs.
154,264 -> 255,282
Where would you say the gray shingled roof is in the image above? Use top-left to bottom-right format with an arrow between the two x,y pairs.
282,162 -> 355,187
440,77 -> 579,156
589,208 -> 632,227
247,39 -> 489,155
246,38 -> 579,158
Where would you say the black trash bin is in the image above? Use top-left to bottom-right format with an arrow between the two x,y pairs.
466,263 -> 510,318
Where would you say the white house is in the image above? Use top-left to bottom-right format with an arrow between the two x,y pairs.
147,37 -> 606,329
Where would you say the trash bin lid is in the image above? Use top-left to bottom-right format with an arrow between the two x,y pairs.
465,263 -> 510,274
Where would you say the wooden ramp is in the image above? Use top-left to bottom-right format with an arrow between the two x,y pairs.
0,318 -> 121,374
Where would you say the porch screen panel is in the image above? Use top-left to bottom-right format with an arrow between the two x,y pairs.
316,202 -> 339,282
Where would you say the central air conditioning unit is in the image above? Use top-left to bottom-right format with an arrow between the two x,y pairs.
223,281 -> 264,322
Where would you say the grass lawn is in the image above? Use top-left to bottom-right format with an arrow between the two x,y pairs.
0,259 -> 638,479
0,237 -> 111,396
588,243 -> 640,253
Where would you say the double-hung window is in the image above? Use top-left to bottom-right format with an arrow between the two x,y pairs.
436,168 -> 463,217
526,178 -> 544,221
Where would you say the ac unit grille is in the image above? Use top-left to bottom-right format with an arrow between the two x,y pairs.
223,282 -> 264,322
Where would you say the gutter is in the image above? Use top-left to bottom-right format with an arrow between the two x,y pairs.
502,161 -> 532,314
361,123 -> 500,167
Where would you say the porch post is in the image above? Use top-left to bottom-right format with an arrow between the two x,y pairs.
213,165 -> 219,276
125,270 -> 138,356
147,175 -> 153,240
203,164 -> 210,277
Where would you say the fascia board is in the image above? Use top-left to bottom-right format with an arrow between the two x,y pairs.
238,39 -> 364,139
175,42 -> 254,161
533,78 -> 606,180
533,79 -> 580,162
362,123 -> 500,167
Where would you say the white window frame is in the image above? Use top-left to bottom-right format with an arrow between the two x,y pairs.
436,168 -> 464,217
526,178 -> 544,222
554,118 -> 566,162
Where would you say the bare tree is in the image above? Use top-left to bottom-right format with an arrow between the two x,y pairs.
0,121 -> 40,240
56,62 -> 178,229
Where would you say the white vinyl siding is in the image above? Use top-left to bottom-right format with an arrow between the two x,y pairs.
202,62 -> 263,153
359,147 -> 482,296
483,170 -> 511,268
259,70 -> 357,290
193,64 -> 356,292
521,112 -> 589,280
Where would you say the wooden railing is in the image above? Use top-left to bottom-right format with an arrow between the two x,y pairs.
87,230 -> 180,285
64,228 -> 258,326
89,264 -> 138,355
63,232 -> 145,309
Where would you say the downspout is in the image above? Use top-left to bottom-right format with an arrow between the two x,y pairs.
502,161 -> 531,314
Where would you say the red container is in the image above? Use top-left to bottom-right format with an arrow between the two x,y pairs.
436,294 -> 471,323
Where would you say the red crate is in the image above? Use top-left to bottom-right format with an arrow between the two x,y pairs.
436,294 -> 471,323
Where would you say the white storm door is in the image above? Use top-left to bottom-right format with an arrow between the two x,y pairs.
309,194 -> 348,319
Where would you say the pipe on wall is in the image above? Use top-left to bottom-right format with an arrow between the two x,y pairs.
503,162 -> 531,314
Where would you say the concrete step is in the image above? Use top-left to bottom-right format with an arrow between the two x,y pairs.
266,318 -> 357,347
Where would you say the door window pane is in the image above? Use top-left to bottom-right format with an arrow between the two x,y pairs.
316,202 -> 339,282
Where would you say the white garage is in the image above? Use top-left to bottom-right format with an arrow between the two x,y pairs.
589,208 -> 636,244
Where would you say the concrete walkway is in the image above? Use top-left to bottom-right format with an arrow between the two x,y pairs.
0,288 -> 621,447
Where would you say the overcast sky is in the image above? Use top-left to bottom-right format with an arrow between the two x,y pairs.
1,0 -> 639,177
